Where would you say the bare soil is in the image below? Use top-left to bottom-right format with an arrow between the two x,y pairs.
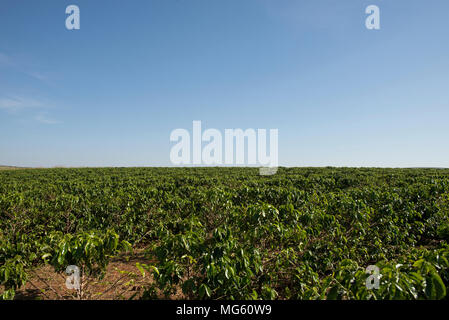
12,250 -> 155,300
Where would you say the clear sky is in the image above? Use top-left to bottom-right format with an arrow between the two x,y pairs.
1,0 -> 448,167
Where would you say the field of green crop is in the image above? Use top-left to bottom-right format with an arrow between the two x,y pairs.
1,167 -> 449,300
0,166 -> 21,171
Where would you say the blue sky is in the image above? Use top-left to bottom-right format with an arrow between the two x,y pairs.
0,0 -> 448,167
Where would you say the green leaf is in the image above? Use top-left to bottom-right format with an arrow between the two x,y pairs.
136,263 -> 145,277
430,273 -> 446,300
199,284 -> 211,299
326,286 -> 339,300
41,253 -> 51,260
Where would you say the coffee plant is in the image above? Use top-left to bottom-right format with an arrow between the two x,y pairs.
1,167 -> 448,299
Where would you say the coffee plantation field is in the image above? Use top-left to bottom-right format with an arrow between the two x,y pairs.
1,167 -> 449,300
